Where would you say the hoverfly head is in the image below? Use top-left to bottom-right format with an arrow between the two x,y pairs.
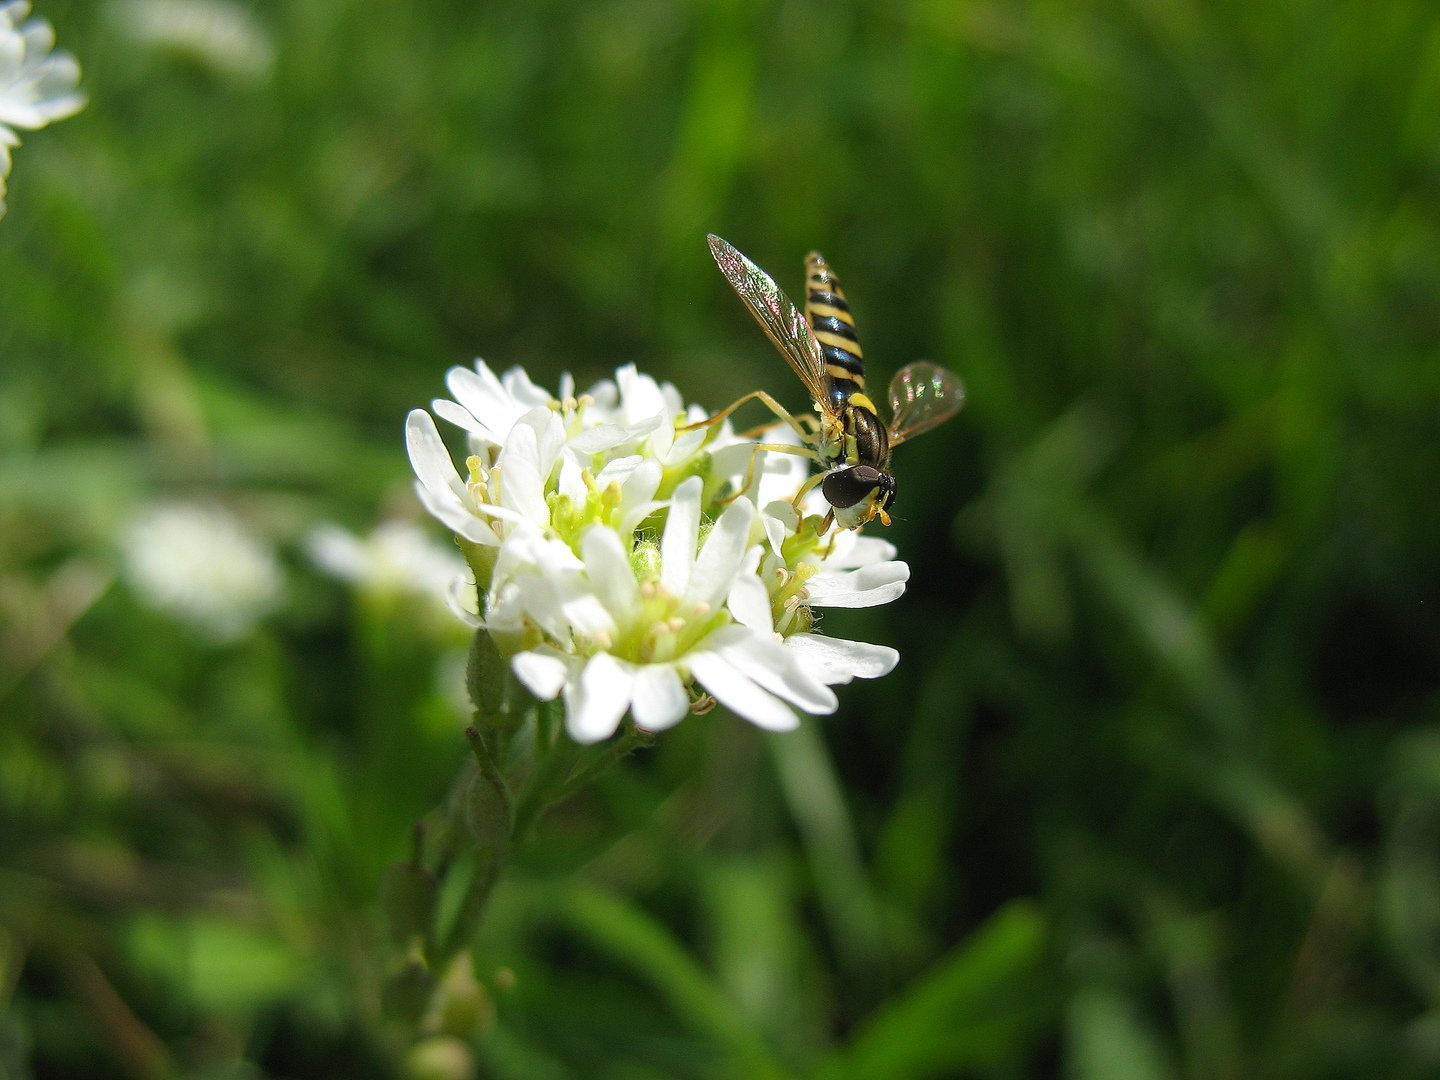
822,465 -> 896,530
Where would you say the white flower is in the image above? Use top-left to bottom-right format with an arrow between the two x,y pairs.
307,520 -> 466,611
116,0 -> 274,82
0,2 -> 85,219
407,361 -> 905,743
120,501 -> 283,643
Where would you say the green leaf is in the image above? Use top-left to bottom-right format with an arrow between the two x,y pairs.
1065,987 -> 1176,1080
555,885 -> 795,1080
815,902 -> 1050,1080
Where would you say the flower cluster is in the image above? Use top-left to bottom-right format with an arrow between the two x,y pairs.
120,500 -> 283,643
407,362 -> 907,743
0,2 -> 85,219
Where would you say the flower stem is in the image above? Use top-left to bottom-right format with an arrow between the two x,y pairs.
434,727 -> 513,961
559,723 -> 651,797
509,700 -> 575,845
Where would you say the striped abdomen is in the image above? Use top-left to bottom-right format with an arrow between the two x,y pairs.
805,252 -> 889,469
805,252 -> 867,406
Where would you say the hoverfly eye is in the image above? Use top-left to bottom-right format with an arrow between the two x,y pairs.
880,475 -> 897,510
822,466 -> 883,509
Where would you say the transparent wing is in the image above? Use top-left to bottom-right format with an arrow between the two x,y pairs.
887,361 -> 966,446
708,234 -> 831,407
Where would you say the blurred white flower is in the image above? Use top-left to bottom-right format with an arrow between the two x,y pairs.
120,501 -> 283,643
116,0 -> 274,81
408,361 -> 903,743
307,520 -> 465,610
0,1 -> 85,219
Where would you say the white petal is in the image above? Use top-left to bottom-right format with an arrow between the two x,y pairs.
518,536 -> 616,640
412,479 -> 498,546
568,424 -> 633,455
501,365 -> 554,409
512,650 -> 570,700
513,407 -> 566,487
761,501 -> 798,555
647,413 -> 676,459
496,422 -> 549,524
490,535 -> 580,643
667,426 -> 708,463
727,573 -> 773,632
689,651 -> 799,732
621,458 -> 662,498
446,576 -> 484,627
755,451 -> 813,507
466,500 -> 533,528
581,525 -> 641,622
707,442 -> 753,486
616,365 -> 667,424
711,625 -> 836,714
565,654 -> 634,743
660,476 -> 702,598
630,664 -> 689,732
584,376 -> 619,413
659,380 -> 686,416
805,561 -> 910,608
688,499 -> 755,609
445,362 -> 513,440
559,590 -> 616,640
557,454 -> 586,504
783,633 -> 899,684
406,410 -> 466,501
618,460 -> 664,534
593,454 -> 644,486
821,531 -> 899,569
431,397 -> 489,438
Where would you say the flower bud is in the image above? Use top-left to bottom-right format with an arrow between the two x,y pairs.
382,950 -> 434,1026
403,1036 -> 475,1080
426,953 -> 494,1038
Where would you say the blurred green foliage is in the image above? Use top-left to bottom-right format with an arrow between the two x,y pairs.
3,0 -> 1440,1076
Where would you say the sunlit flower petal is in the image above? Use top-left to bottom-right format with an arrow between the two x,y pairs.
805,561 -> 911,609
783,633 -> 899,684
686,498 -> 754,610
565,653 -> 635,743
689,650 -> 799,732
512,649 -> 570,700
630,664 -> 690,732
659,476 -> 701,599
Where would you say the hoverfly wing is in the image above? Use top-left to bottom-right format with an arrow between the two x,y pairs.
708,234 -> 831,407
886,361 -> 966,446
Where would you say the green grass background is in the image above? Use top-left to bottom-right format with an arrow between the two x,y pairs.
3,0 -> 1439,1076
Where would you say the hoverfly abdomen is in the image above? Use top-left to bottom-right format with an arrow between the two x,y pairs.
805,254 -> 868,390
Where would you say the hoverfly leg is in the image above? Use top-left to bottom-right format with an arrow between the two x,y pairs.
678,389 -> 816,445
787,470 -> 826,515
739,411 -> 819,440
716,442 -> 819,506
817,508 -> 835,536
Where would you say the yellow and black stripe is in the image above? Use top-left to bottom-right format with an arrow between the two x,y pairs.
805,252 -> 867,396
805,252 -> 889,469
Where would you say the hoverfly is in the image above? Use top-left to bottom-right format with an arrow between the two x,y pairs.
699,234 -> 966,531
